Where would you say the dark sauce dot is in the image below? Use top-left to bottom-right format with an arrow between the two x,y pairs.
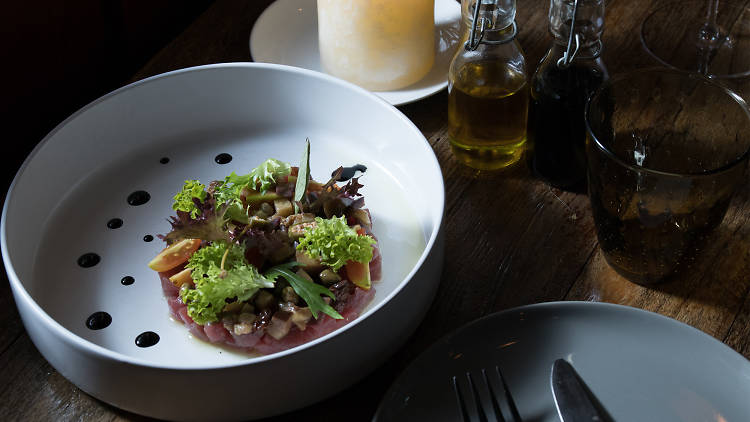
135,331 -> 160,347
336,164 -> 367,181
127,190 -> 151,206
159,157 -> 170,164
121,276 -> 135,285
77,253 -> 100,268
143,234 -> 154,242
86,311 -> 112,330
214,153 -> 233,164
107,218 -> 123,229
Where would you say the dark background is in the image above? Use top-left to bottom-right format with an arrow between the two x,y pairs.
2,0 -> 215,207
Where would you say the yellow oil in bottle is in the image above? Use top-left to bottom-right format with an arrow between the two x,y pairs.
448,60 -> 529,170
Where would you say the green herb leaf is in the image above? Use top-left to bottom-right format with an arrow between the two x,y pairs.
181,241 -> 275,325
172,180 -> 207,218
296,216 -> 376,271
265,262 -> 342,320
294,139 -> 311,213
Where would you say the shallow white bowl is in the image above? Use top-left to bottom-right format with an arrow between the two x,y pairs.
2,63 -> 445,421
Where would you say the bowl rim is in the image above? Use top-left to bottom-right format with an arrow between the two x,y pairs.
585,67 -> 750,178
1,62 -> 445,370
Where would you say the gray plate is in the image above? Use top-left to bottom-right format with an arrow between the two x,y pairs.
375,301 -> 750,422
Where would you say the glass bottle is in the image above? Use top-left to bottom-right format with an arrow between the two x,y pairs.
448,0 -> 529,170
528,0 -> 608,189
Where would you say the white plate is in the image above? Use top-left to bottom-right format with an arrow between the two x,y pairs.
2,63 -> 445,421
375,302 -> 750,422
249,0 -> 462,106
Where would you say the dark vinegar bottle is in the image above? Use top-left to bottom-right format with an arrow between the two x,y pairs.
528,0 -> 608,190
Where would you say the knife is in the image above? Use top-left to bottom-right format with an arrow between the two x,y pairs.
550,359 -> 615,422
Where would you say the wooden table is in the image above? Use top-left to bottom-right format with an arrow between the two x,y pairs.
2,0 -> 749,420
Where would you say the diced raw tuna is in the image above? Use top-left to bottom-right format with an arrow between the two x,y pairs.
159,266 -> 183,298
205,322 -> 232,343
369,244 -> 382,282
230,331 -> 263,348
253,287 -> 375,355
158,269 -> 376,355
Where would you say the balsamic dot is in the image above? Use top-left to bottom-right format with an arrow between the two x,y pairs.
77,253 -> 100,268
135,331 -> 160,347
143,234 -> 154,242
86,311 -> 112,330
107,218 -> 123,229
127,190 -> 151,206
215,153 -> 232,164
159,157 -> 170,164
121,276 -> 135,285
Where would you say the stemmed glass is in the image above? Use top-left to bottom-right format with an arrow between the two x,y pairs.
641,0 -> 750,79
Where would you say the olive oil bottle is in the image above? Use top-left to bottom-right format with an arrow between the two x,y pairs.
448,0 -> 529,170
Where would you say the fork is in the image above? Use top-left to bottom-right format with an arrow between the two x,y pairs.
451,366 -> 523,422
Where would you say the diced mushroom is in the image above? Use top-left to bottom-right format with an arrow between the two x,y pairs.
223,301 -> 243,313
222,315 -> 235,332
266,311 -> 292,340
268,243 -> 295,264
248,215 -> 270,229
253,208 -> 270,219
288,221 -> 317,240
260,202 -> 274,216
323,198 -> 346,218
295,250 -> 323,272
283,213 -> 316,228
289,307 -> 313,331
295,268 -> 315,282
281,286 -> 300,304
254,290 -> 275,310
241,303 -> 255,314
319,268 -> 341,285
277,302 -> 314,332
351,209 -> 372,229
273,198 -> 294,217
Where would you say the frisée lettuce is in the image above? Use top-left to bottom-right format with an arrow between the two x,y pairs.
182,241 -> 275,325
297,216 -> 376,271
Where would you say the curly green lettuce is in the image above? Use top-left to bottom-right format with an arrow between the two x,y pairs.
296,216 -> 376,271
213,172 -> 252,223
172,180 -> 207,218
249,158 -> 291,194
211,158 -> 291,222
182,241 -> 274,325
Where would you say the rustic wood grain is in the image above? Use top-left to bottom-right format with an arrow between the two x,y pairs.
1,0 -> 748,421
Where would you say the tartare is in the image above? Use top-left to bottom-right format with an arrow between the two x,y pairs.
148,141 -> 380,355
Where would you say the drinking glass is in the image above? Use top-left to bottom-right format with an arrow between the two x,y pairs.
641,0 -> 750,78
585,69 -> 750,285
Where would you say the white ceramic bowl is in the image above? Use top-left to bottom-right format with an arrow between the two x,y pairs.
2,63 -> 445,421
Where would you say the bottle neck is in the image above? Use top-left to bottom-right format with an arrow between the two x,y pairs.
548,0 -> 605,48
550,36 -> 602,61
461,0 -> 516,31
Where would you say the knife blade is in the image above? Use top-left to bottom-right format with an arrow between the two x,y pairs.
550,359 -> 614,422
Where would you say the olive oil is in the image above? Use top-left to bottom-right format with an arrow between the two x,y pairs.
448,60 -> 529,170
